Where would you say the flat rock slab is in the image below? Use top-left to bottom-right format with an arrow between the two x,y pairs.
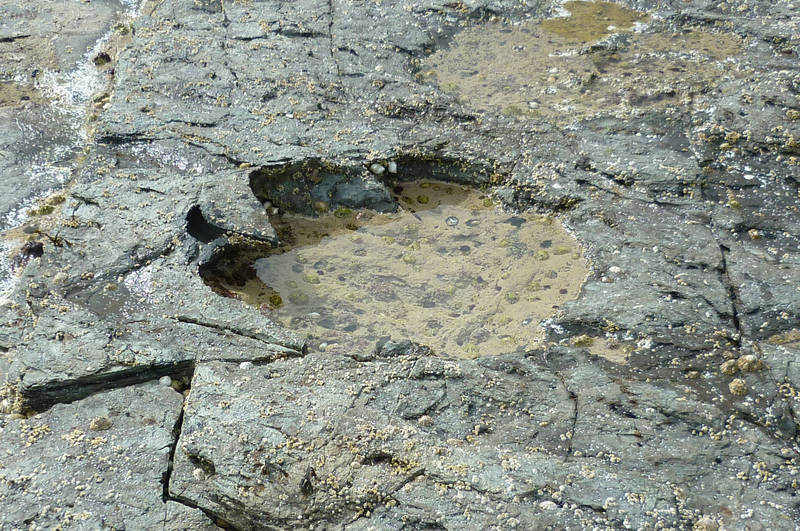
171,352 -> 799,529
0,381 -> 218,529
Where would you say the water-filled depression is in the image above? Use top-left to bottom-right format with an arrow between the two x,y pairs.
205,180 -> 589,359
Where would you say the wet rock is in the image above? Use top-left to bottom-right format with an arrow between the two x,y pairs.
8,240 -> 44,273
198,171 -> 278,243
373,338 -> 432,358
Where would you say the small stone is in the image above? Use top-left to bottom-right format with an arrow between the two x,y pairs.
303,272 -> 320,284
239,361 -> 253,370
90,416 -> 113,431
729,378 -> 747,396
539,501 -> 558,511
693,516 -> 718,531
387,161 -> 398,173
369,163 -> 385,175
158,375 -> 172,387
445,216 -> 459,227
686,370 -> 700,379
418,415 -> 434,427
192,468 -> 207,481
736,354 -> 763,372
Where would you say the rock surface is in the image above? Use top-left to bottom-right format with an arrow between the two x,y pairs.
0,381 -> 219,529
2,0 -> 800,529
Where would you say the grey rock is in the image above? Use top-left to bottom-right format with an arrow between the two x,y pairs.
0,381 -> 219,530
374,338 -> 433,359
198,170 -> 278,243
169,351 -> 800,529
4,0 -> 800,528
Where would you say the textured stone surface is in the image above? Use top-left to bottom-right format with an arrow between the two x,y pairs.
2,0 -> 800,528
170,354 -> 798,529
0,381 -> 218,529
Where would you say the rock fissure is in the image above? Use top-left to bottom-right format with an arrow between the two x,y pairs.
559,373 -> 579,462
326,0 -> 340,78
0,34 -> 31,42
166,493 -> 240,531
718,243 -> 744,348
19,361 -> 195,413
171,314 -> 306,355
162,404 -> 186,503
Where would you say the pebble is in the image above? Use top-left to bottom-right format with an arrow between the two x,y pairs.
369,163 -> 385,175
445,216 -> 459,227
239,361 -> 253,370
158,375 -> 172,387
694,517 -> 719,531
387,161 -> 398,173
90,416 -> 113,431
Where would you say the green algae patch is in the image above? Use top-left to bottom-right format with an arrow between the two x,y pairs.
423,2 -> 745,124
248,181 -> 588,359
